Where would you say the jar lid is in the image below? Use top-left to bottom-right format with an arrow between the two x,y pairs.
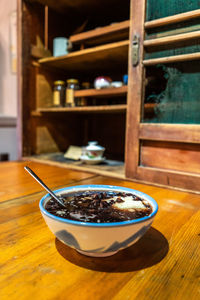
66,79 -> 79,84
54,80 -> 65,85
85,141 -> 105,151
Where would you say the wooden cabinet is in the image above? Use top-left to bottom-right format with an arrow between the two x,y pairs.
17,0 -> 130,179
126,0 -> 200,192
18,0 -> 200,192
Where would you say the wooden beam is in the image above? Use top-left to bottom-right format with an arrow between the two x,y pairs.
139,123 -> 200,144
143,52 -> 200,66
145,9 -> 200,29
144,31 -> 200,47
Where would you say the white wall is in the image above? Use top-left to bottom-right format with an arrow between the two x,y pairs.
0,0 -> 17,161
0,0 -> 17,116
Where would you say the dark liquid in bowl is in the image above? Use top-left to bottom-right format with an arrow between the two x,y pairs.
45,191 -> 153,223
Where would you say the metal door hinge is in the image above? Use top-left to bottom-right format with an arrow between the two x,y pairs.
132,34 -> 140,66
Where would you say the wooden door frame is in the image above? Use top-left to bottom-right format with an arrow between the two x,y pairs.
125,0 -> 146,176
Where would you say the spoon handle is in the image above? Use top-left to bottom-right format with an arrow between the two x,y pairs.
24,166 -> 65,207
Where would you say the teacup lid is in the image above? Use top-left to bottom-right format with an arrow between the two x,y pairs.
85,141 -> 105,151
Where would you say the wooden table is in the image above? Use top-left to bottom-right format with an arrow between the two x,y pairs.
0,161 -> 199,300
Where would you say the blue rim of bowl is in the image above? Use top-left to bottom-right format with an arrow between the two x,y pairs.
39,185 -> 158,227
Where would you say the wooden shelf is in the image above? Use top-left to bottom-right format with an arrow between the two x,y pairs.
32,104 -> 127,116
145,9 -> 200,29
70,20 -> 130,46
39,40 -> 129,71
74,86 -> 127,98
26,153 -> 125,179
32,102 -> 156,116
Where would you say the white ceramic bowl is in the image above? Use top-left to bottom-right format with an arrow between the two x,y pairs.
39,185 -> 158,257
94,77 -> 111,89
82,141 -> 105,159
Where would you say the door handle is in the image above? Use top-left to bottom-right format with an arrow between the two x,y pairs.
132,34 -> 140,66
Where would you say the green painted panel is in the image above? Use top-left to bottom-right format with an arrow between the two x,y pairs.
143,62 -> 200,124
145,42 -> 200,59
144,18 -> 200,60
144,2 -> 200,124
146,0 -> 200,21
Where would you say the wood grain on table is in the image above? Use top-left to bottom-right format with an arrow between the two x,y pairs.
0,161 -> 199,300
0,161 -> 95,202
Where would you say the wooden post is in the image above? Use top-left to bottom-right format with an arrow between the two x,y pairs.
17,0 -> 23,159
44,5 -> 48,49
125,0 -> 146,178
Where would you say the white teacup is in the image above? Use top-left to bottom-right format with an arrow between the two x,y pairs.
82,141 -> 105,160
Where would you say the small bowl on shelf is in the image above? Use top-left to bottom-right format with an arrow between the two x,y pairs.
81,141 -> 105,164
110,81 -> 123,88
94,76 -> 112,89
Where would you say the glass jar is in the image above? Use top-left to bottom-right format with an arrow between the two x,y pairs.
65,79 -> 79,107
53,80 -> 65,107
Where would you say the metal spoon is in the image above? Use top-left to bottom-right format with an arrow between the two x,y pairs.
24,166 -> 66,207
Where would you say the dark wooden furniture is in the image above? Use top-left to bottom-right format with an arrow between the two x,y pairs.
18,0 -> 200,192
126,1 -> 200,193
0,161 -> 200,299
17,0 -> 130,179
